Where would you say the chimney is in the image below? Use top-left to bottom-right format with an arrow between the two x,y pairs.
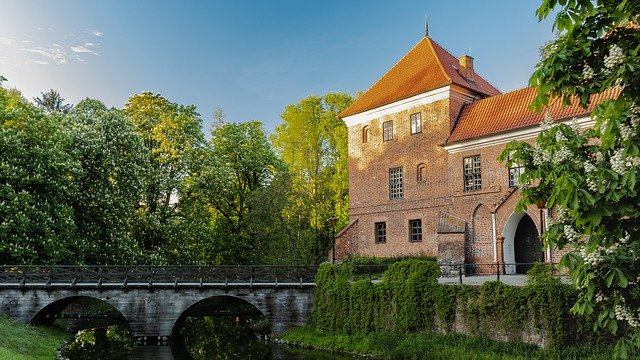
458,55 -> 474,79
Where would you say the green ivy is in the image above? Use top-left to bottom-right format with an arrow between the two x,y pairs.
309,260 -> 616,348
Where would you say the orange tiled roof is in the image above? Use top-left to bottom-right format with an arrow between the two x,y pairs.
446,87 -> 620,144
340,37 -> 501,118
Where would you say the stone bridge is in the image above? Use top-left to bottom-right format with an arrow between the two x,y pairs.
0,265 -> 316,342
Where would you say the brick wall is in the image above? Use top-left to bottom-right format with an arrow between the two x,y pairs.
337,95 -> 567,266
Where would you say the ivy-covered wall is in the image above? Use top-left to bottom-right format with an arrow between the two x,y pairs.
309,259 -> 608,347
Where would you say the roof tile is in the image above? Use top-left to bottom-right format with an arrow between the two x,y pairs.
340,37 -> 500,118
447,87 -> 620,143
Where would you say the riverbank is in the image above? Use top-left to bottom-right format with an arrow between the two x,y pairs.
280,326 -> 614,360
0,316 -> 68,360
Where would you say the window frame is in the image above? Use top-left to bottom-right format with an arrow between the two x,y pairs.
463,155 -> 482,192
389,167 -> 403,199
375,222 -> 387,243
410,112 -> 422,134
382,121 -> 393,141
409,219 -> 422,242
508,152 -> 525,188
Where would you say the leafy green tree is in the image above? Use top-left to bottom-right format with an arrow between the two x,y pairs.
0,87 -> 79,264
34,89 -> 73,114
186,121 -> 285,264
64,99 -> 150,264
123,92 -> 205,252
272,93 -> 353,264
502,1 -> 640,357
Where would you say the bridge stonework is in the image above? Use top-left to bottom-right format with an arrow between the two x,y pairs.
0,287 -> 314,337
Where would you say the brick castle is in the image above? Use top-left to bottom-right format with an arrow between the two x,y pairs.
334,35 -> 614,273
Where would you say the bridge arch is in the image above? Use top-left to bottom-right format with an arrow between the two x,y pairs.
30,295 -> 131,330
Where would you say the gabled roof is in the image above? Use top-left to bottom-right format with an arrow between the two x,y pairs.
446,87 -> 620,144
340,37 -> 501,118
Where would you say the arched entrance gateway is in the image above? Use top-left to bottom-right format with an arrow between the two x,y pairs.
502,212 -> 543,274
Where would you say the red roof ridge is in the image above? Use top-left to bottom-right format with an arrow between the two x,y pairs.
425,37 -> 453,85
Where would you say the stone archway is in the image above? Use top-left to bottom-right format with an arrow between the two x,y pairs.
31,295 -> 130,328
503,212 -> 541,274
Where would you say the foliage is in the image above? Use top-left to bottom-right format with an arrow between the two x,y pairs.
282,326 -> 614,360
33,89 -> 72,114
272,93 -> 353,264
310,260 -> 604,348
61,325 -> 133,360
65,99 -> 149,264
0,87 -> 80,264
124,91 -> 205,253
186,121 -> 286,264
501,1 -> 640,357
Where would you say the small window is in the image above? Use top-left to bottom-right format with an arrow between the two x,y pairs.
389,167 -> 403,199
383,121 -> 393,141
463,156 -> 482,192
375,222 -> 387,243
362,126 -> 370,143
417,163 -> 426,182
410,113 -> 422,134
409,219 -> 422,242
508,152 -> 525,188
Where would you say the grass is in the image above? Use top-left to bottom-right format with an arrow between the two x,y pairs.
0,316 -> 68,360
282,326 -> 614,360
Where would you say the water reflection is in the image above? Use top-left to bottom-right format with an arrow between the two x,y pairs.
59,317 -> 359,360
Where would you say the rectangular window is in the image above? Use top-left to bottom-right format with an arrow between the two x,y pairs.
383,121 -> 393,141
508,152 -> 525,188
410,113 -> 422,134
409,219 -> 422,242
389,167 -> 403,199
463,156 -> 482,192
375,222 -> 387,243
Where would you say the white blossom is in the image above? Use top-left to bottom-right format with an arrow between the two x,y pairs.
620,123 -> 636,141
604,44 -> 624,69
582,64 -> 596,80
564,225 -> 581,242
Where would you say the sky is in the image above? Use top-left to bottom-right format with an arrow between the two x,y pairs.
0,1 -> 556,133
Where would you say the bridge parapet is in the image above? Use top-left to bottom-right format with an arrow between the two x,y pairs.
0,265 -> 318,289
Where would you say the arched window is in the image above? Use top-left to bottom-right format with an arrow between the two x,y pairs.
417,163 -> 426,182
362,125 -> 370,143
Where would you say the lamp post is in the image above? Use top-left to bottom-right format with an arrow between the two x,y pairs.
329,216 -> 337,264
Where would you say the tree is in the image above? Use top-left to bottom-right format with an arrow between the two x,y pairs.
502,2 -> 640,357
0,87 -> 80,264
272,93 -> 353,264
34,89 -> 73,114
64,99 -> 150,264
123,92 -> 205,252
185,121 -> 285,264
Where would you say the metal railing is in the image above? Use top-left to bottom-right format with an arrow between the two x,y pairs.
0,265 -> 318,289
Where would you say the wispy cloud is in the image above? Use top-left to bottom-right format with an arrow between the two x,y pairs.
71,45 -> 98,55
0,37 -> 16,46
1,27 -> 104,67
23,47 -> 67,64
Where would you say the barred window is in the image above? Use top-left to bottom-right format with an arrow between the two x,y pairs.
375,222 -> 387,243
389,167 -> 403,199
409,219 -> 422,242
410,112 -> 422,134
463,156 -> 482,192
383,121 -> 393,141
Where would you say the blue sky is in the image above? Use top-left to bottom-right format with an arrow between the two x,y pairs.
0,1 -> 555,133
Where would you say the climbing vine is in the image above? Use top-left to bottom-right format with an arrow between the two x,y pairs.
310,261 -> 613,348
